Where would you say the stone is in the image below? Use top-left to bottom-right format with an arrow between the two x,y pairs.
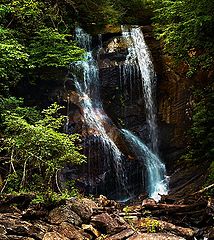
91,213 -> 126,234
66,198 -> 94,222
58,222 -> 83,240
97,195 -> 118,208
28,220 -> 57,239
106,228 -> 134,240
7,224 -> 31,235
0,225 -> 7,234
81,198 -> 98,209
48,205 -> 82,226
128,233 -> 185,240
142,198 -> 157,206
82,224 -> 100,238
0,234 -> 8,239
22,205 -> 48,220
42,232 -> 70,240
7,237 -> 35,240
204,226 -> 214,239
0,212 -> 44,239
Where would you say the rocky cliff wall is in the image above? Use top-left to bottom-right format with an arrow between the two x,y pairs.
98,27 -> 193,171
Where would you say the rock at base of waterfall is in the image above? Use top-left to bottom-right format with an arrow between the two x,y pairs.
106,228 -> 135,240
91,213 -> 126,234
66,197 -> 95,222
128,233 -> 185,240
48,206 -> 82,226
42,232 -> 70,240
58,222 -> 84,240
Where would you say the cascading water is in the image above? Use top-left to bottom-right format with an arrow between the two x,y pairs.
122,129 -> 168,201
120,26 -> 141,103
71,27 -> 129,197
130,27 -> 158,153
121,26 -> 168,200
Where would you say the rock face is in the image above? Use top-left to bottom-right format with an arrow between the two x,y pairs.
98,26 -> 192,167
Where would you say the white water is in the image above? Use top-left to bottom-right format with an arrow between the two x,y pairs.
122,129 -> 168,201
130,27 -> 158,153
120,26 -> 140,102
73,27 -> 129,194
121,26 -> 168,200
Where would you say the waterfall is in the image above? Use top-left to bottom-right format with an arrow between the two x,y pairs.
120,26 -> 140,103
130,27 -> 158,153
122,129 -> 168,201
121,26 -> 168,200
72,27 -> 129,197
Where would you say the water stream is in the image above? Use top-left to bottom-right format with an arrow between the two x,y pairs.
72,27 -> 129,197
70,26 -> 168,201
121,26 -> 168,200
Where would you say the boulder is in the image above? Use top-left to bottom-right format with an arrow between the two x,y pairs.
0,225 -> 7,235
66,198 -> 95,222
91,213 -> 126,234
58,222 -> 83,240
42,232 -> 70,240
106,228 -> 134,240
0,234 -> 8,239
48,206 -> 82,226
128,233 -> 185,240
82,224 -> 100,238
7,237 -> 35,240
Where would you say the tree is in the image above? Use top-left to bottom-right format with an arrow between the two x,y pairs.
0,98 -> 86,194
152,0 -> 214,74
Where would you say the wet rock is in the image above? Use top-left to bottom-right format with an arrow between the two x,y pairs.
28,220 -> 58,239
106,228 -> 134,240
91,213 -> 126,234
0,217 -> 33,237
82,224 -> 100,238
58,222 -> 83,240
22,205 -> 48,220
81,197 -> 98,209
7,224 -> 31,236
142,198 -> 157,206
0,234 -> 8,239
204,226 -> 214,239
81,231 -> 93,240
0,212 -> 48,239
7,237 -> 35,240
0,205 -> 22,214
128,233 -> 185,240
0,225 -> 7,234
98,195 -> 118,208
66,198 -> 94,222
42,232 -> 70,240
48,205 -> 82,226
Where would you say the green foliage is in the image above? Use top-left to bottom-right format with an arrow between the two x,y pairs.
153,0 -> 214,71
190,87 -> 214,160
206,162 -> 214,194
28,28 -> 84,68
0,97 -> 86,193
181,85 -> 214,192
139,218 -> 160,233
0,97 -> 40,125
0,0 -> 84,95
31,189 -> 79,205
0,27 -> 29,94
